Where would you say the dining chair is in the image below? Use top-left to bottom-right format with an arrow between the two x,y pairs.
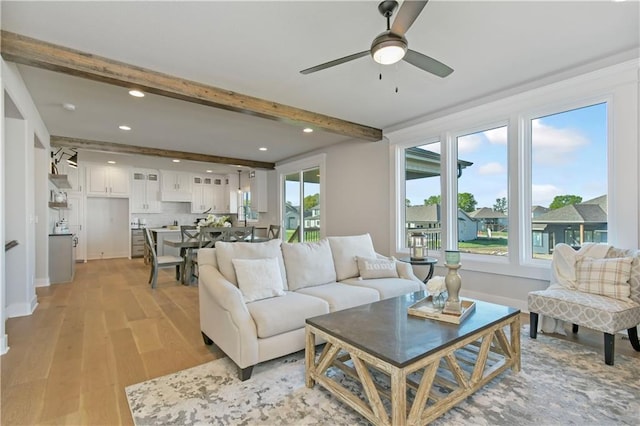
225,226 -> 255,242
198,227 -> 227,249
267,224 -> 281,240
180,225 -> 201,284
144,228 -> 183,289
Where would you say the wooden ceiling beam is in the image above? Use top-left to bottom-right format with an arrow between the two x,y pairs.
1,30 -> 383,142
50,135 -> 275,170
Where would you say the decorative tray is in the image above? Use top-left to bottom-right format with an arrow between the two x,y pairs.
408,297 -> 476,324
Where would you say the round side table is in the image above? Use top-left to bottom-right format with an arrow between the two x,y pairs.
398,256 -> 438,283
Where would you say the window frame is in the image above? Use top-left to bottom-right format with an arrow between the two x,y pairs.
388,61 -> 636,280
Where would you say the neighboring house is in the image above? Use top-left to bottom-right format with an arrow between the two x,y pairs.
531,205 -> 550,218
406,204 -> 478,244
469,208 -> 508,233
405,147 -> 473,180
284,203 -> 300,231
304,205 -> 320,228
532,195 -> 608,254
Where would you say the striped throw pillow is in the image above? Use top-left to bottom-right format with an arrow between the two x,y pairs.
575,256 -> 633,300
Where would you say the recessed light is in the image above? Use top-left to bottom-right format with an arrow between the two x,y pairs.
119,125 -> 131,131
128,90 -> 145,97
172,159 -> 180,163
62,103 -> 76,111
107,160 -> 116,164
206,170 -> 213,173
259,147 -> 267,151
303,128 -> 313,133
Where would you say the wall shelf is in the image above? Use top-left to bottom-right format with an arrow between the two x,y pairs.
48,202 -> 68,209
48,173 -> 72,189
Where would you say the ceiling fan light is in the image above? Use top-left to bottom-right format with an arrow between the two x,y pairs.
373,43 -> 406,65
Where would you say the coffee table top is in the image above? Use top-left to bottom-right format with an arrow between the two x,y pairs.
306,291 -> 519,368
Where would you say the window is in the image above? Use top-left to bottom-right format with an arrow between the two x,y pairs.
404,142 -> 441,255
281,159 -> 323,243
530,103 -> 608,259
456,125 -> 508,257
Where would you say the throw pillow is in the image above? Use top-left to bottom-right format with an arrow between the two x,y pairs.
215,239 -> 288,289
327,234 -> 377,281
281,239 -> 336,291
232,257 -> 285,303
356,256 -> 399,279
575,256 -> 633,300
607,247 -> 640,304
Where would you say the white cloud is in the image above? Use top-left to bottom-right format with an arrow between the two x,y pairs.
532,120 -> 589,165
478,162 -> 505,175
532,183 -> 563,207
458,133 -> 483,155
484,127 -> 507,145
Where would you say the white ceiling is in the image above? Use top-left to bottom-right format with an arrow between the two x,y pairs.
2,1 -> 639,168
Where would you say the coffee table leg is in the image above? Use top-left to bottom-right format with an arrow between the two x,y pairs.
305,326 -> 316,387
511,315 -> 521,372
391,369 -> 407,426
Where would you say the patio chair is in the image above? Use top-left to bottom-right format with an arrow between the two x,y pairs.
144,228 -> 183,289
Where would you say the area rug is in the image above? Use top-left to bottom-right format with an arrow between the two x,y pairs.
126,327 -> 640,425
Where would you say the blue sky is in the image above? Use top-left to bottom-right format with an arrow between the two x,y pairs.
406,102 -> 608,209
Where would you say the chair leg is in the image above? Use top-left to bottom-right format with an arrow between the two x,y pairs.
148,265 -> 154,284
572,324 -> 579,334
628,326 -> 640,351
151,267 -> 158,289
529,312 -> 538,338
604,333 -> 615,365
175,265 -> 181,281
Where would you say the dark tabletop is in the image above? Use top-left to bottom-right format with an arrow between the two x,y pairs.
306,291 -> 519,368
398,256 -> 438,265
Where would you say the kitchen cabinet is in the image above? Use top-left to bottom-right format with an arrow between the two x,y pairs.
131,169 -> 162,213
224,173 -> 239,214
131,229 -> 145,258
161,170 -> 192,202
49,234 -> 75,283
191,175 -> 225,213
248,169 -> 268,212
86,164 -> 130,197
64,194 -> 85,262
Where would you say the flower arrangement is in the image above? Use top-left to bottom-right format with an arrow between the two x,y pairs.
197,214 -> 231,229
426,276 -> 446,296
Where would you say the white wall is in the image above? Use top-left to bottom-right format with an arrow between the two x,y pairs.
1,60 -> 51,354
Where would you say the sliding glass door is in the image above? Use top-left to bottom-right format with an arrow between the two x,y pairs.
283,167 -> 321,242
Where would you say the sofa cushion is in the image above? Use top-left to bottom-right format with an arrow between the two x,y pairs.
215,239 -> 288,289
246,291 -> 329,339
327,234 -> 377,281
232,257 -> 285,303
575,256 -> 633,300
296,282 -> 379,312
356,256 -> 399,279
341,277 -> 423,300
281,239 -> 336,291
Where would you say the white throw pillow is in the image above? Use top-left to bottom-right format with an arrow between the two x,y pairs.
232,257 -> 285,303
281,239 -> 336,291
356,256 -> 398,279
328,234 -> 377,281
575,256 -> 633,300
215,239 -> 287,289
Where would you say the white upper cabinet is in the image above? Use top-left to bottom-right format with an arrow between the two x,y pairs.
86,164 -> 130,197
224,173 -> 239,214
161,170 -> 192,202
249,169 -> 268,212
191,175 -> 225,213
131,169 -> 162,213
56,161 -> 83,193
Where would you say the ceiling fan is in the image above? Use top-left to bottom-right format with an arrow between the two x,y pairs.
300,0 -> 453,78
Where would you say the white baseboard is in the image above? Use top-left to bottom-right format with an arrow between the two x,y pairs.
35,277 -> 50,287
6,298 -> 38,319
0,334 -> 8,355
460,289 -> 529,313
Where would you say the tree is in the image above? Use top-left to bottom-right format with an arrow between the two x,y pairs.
406,199 -> 411,207
303,193 -> 319,211
458,192 -> 477,212
549,195 -> 582,210
424,195 -> 441,205
493,197 -> 507,213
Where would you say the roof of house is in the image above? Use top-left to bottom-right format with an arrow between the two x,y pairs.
532,195 -> 607,224
468,207 -> 507,220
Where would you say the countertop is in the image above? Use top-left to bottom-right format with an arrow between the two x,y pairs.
49,233 -> 74,236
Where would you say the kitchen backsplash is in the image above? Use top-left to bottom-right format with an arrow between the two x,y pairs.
131,202 -> 231,228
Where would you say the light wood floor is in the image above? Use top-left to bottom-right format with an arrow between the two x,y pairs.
1,258 -> 223,425
2,258 -> 638,425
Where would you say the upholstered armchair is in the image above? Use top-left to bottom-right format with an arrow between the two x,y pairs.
528,243 -> 640,365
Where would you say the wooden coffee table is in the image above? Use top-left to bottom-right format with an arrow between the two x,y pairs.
305,292 -> 520,425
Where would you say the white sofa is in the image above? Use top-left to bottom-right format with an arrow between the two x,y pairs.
198,234 -> 425,380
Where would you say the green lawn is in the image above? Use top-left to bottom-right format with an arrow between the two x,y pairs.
459,236 -> 508,255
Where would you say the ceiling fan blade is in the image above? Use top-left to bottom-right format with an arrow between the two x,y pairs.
300,51 -> 369,75
390,0 -> 429,36
403,49 -> 453,78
